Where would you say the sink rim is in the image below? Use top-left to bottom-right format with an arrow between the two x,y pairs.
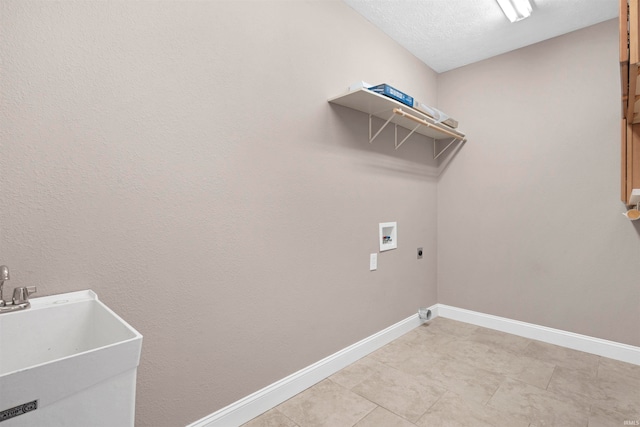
0,289 -> 142,378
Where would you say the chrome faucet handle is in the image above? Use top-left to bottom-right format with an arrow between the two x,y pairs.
0,265 -> 9,306
12,286 -> 36,305
0,266 -> 9,280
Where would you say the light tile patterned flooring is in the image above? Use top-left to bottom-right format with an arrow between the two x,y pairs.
242,317 -> 640,427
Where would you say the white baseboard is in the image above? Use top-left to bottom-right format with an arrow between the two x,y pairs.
187,303 -> 640,427
437,304 -> 640,366
186,308 -> 433,427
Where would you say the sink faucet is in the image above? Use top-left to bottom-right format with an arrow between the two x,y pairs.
0,265 -> 37,314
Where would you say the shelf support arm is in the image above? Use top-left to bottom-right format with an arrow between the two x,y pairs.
369,112 -> 395,144
433,137 -> 460,160
395,123 -> 421,150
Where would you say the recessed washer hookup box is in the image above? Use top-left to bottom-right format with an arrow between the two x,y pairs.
368,84 -> 414,107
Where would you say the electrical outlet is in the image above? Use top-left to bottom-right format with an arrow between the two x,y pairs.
417,247 -> 423,259
370,253 -> 377,271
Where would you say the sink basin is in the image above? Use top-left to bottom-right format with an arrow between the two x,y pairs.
0,290 -> 142,426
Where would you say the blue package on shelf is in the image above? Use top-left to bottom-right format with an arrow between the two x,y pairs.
368,84 -> 414,107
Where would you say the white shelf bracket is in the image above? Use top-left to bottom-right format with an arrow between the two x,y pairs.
395,123 -> 421,150
369,112 -> 395,144
433,137 -> 460,160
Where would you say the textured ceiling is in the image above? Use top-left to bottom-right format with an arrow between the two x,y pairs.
343,0 -> 618,73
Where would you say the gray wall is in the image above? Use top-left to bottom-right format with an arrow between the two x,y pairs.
0,1 -> 439,426
437,20 -> 640,347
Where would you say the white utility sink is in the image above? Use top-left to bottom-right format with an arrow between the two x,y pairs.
0,290 -> 142,426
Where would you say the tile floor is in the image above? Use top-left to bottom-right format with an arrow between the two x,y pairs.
241,317 -> 640,427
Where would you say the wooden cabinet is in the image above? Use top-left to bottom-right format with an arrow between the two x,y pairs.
620,0 -> 640,205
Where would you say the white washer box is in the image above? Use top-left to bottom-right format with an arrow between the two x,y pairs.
379,222 -> 397,252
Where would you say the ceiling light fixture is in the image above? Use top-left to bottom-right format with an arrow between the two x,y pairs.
496,0 -> 533,22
